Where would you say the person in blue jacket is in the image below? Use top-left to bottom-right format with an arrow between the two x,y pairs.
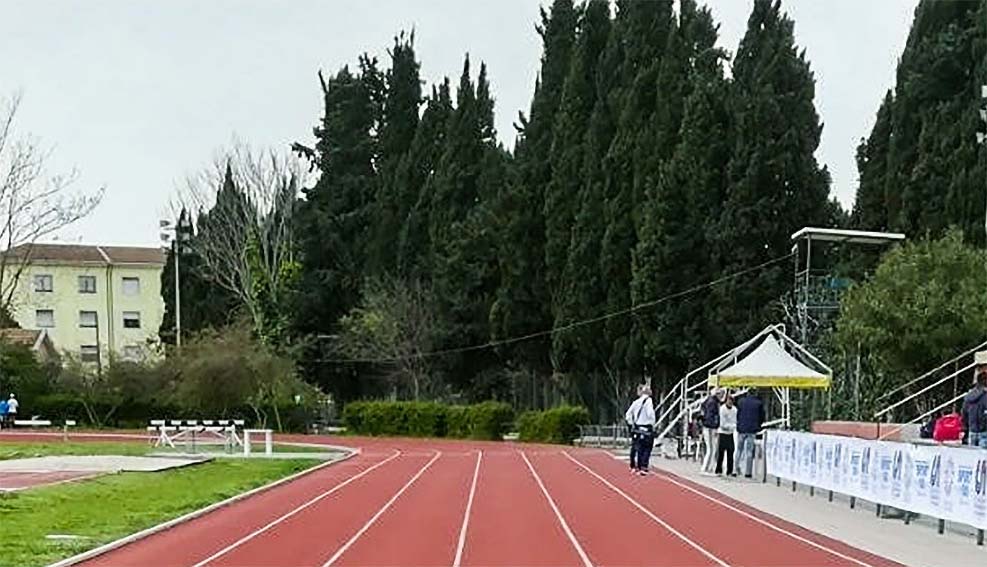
0,397 -> 7,429
736,390 -> 766,478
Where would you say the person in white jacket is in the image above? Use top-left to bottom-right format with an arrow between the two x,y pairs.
625,385 -> 656,476
715,394 -> 738,476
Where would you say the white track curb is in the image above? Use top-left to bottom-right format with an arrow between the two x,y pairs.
47,447 -> 359,567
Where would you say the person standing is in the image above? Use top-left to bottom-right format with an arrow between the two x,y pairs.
625,385 -> 656,476
6,394 -> 18,428
736,390 -> 766,478
626,385 -> 644,471
962,368 -> 987,448
716,394 -> 738,476
0,397 -> 7,430
700,389 -> 724,475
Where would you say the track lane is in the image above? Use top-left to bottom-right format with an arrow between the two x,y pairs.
82,451 -> 399,567
569,451 -> 905,567
333,452 -> 475,566
460,451 -> 584,566
203,452 -> 432,567
527,451 -> 721,566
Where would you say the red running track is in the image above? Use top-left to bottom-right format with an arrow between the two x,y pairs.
68,438 -> 903,567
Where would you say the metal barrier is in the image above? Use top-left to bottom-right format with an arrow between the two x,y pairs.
576,424 -> 631,448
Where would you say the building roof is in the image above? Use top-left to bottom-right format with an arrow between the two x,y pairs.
790,227 -> 906,245
2,244 -> 165,266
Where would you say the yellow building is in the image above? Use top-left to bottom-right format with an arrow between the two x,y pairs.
4,244 -> 166,363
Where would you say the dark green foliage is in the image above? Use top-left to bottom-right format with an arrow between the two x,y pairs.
517,405 -> 591,444
853,0 -> 986,243
342,400 -> 513,440
492,0 -> 576,373
709,0 -> 832,346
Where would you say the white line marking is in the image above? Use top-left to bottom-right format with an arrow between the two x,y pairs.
520,451 -> 594,567
453,451 -> 483,567
650,465 -> 880,567
321,451 -> 441,567
563,452 -> 729,567
191,450 -> 401,567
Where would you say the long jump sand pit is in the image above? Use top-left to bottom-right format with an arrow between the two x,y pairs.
0,455 -> 209,492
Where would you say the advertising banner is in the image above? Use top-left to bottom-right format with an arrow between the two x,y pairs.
766,430 -> 987,530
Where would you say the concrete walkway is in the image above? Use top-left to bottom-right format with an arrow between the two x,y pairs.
0,455 -> 208,473
645,453 -> 987,567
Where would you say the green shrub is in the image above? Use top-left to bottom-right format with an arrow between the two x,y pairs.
517,405 -> 591,444
468,401 -> 514,440
340,400 -> 513,440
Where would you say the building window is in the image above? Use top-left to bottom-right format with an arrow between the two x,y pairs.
78,275 -> 97,294
34,274 -> 53,293
35,309 -> 54,328
122,277 -> 140,296
79,311 -> 97,328
123,345 -> 142,361
123,311 -> 141,329
80,345 -> 99,363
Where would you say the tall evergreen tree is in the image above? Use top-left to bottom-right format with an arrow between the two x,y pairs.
860,0 -> 987,244
396,80 -> 454,279
710,0 -> 832,343
294,62 -> 380,334
852,91 -> 893,231
550,0 -> 612,378
631,1 -> 727,381
366,33 -> 423,276
493,0 -> 577,374
599,0 -> 675,378
428,58 -> 507,391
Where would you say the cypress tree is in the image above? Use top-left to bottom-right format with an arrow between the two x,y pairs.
550,0 -> 612,378
492,0 -> 576,374
710,0 -> 832,342
599,0 -> 675,378
631,1 -> 727,380
396,80 -> 454,279
428,58 -> 506,390
295,62 -> 380,334
852,91 -> 893,231
367,33 -> 423,276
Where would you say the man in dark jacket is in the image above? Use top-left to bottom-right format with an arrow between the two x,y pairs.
700,389 -> 724,474
736,391 -> 766,478
963,369 -> 987,448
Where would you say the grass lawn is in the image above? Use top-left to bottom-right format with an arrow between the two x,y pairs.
0,441 -> 151,460
0,457 -> 320,567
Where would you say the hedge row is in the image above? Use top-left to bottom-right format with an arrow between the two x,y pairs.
517,406 -> 591,444
342,401 -> 514,441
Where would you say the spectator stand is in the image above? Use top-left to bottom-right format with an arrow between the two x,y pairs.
148,419 -> 245,453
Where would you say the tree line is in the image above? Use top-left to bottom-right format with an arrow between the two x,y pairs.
158,0 -> 986,423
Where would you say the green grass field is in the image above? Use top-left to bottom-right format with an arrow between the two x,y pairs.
0,441 -> 323,567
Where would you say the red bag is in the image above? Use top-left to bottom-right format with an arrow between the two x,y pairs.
933,413 -> 963,442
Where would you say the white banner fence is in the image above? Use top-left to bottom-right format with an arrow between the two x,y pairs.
766,430 -> 987,532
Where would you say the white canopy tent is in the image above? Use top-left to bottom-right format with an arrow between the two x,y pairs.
709,335 -> 831,389
705,325 -> 832,428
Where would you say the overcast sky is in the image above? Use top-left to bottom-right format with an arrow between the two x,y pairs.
0,0 -> 917,248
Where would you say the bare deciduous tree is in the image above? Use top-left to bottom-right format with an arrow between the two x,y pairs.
0,93 -> 103,319
338,278 -> 440,400
177,141 -> 307,342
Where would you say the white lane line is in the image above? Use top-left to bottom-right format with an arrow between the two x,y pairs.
563,452 -> 730,567
321,451 -> 442,567
520,451 -> 594,567
191,450 -> 401,567
648,465 -> 880,567
453,451 -> 483,567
